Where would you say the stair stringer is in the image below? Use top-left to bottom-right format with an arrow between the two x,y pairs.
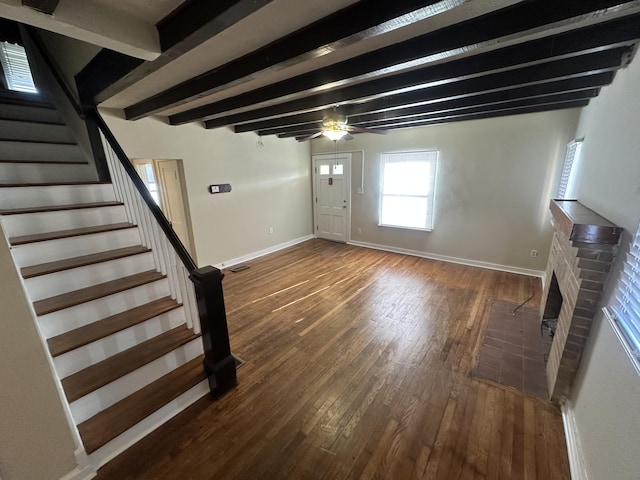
0,98 -> 209,472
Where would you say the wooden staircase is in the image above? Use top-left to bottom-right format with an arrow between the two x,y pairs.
0,95 -> 208,467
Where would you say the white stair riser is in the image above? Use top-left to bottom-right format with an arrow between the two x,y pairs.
0,119 -> 74,143
53,307 -> 187,378
24,251 -> 155,301
2,205 -> 128,237
89,379 -> 209,469
38,279 -> 172,338
0,140 -> 86,163
10,227 -> 141,266
69,337 -> 204,424
0,162 -> 97,184
0,103 -> 62,123
0,184 -> 116,209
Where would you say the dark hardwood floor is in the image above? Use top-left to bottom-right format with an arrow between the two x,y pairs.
96,239 -> 570,479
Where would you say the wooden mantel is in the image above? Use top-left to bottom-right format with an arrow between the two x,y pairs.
550,199 -> 623,245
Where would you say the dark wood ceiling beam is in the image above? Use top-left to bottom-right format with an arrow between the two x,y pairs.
124,0 -> 465,120
242,72 -> 614,135
259,125 -> 321,138
172,3 -> 640,125
332,71 -> 614,120
353,91 -> 597,130
234,112 -> 327,133
200,47 -> 628,129
347,88 -> 600,128
254,88 -> 599,136
86,0 -> 274,105
22,0 -> 60,15
234,76 -> 609,134
367,100 -> 592,131
286,100 -> 590,140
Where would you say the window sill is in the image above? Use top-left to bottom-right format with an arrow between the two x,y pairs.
378,223 -> 433,232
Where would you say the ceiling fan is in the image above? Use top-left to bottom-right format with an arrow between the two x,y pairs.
297,112 -> 388,142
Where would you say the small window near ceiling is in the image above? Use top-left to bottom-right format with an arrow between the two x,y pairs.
606,218 -> 640,375
0,41 -> 37,93
379,150 -> 438,231
557,139 -> 583,199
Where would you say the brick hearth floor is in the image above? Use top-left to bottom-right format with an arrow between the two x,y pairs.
475,300 -> 549,400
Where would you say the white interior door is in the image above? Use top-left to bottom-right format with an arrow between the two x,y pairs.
155,159 -> 193,254
313,153 -> 351,242
132,158 -> 195,259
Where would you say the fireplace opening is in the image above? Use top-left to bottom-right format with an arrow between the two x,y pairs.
541,272 -> 563,362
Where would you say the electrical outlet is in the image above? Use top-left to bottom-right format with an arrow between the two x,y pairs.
530,249 -> 538,258
357,187 -> 363,194
269,227 -> 274,234
357,228 -> 362,234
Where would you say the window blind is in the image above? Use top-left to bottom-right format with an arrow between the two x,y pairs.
557,139 -> 583,199
610,219 -> 640,372
0,41 -> 37,93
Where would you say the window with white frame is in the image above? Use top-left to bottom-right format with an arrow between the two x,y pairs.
379,150 -> 438,231
557,139 -> 583,199
607,219 -> 640,374
0,41 -> 37,93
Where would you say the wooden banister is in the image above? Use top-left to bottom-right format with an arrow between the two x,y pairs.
19,22 -> 236,397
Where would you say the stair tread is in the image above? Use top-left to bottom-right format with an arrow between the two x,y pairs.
0,94 -> 55,108
0,159 -> 89,165
62,326 -> 199,403
48,297 -> 182,356
0,137 -> 76,145
0,116 -> 65,126
33,270 -> 165,316
10,222 -> 136,245
0,181 -> 110,187
78,354 -> 206,453
0,200 -> 122,215
22,245 -> 151,278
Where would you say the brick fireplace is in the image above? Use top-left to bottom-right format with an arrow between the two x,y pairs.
541,200 -> 622,403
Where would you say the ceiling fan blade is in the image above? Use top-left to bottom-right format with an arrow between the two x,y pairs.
296,131 -> 324,142
346,125 -> 388,135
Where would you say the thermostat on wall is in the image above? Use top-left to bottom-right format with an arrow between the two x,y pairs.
209,184 -> 232,194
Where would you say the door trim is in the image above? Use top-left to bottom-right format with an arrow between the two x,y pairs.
312,152 -> 352,243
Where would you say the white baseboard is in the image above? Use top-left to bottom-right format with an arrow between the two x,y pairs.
215,235 -> 315,269
561,400 -> 589,480
58,447 -> 95,480
347,240 -> 545,278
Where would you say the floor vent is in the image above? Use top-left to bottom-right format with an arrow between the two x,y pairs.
229,265 -> 250,272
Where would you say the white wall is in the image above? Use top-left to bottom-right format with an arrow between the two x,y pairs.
0,228 -> 80,480
311,109 -> 580,273
101,109 -> 313,267
568,55 -> 640,480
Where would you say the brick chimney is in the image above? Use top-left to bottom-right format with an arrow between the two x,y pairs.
541,200 -> 622,403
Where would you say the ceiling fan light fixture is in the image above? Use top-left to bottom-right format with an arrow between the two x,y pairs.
323,128 -> 348,141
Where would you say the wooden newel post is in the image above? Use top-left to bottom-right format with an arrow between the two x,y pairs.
190,265 -> 237,397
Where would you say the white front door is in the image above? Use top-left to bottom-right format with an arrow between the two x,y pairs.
313,153 -> 351,242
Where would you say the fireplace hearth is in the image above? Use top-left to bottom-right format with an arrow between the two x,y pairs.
540,200 -> 622,403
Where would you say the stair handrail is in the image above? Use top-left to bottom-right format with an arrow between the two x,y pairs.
89,109 -> 197,272
94,110 -> 237,397
20,24 -> 237,397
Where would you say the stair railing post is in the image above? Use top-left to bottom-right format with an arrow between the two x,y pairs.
190,266 -> 237,396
